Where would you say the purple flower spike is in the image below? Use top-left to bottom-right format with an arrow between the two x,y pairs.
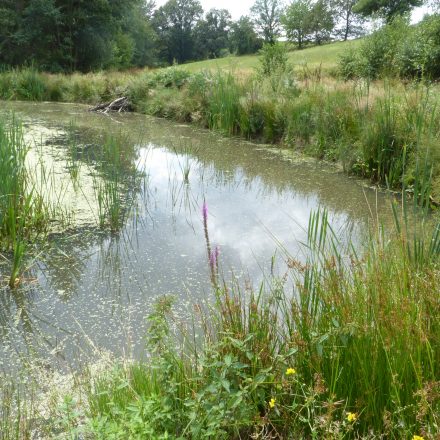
202,201 -> 208,222
209,250 -> 216,267
209,246 -> 220,269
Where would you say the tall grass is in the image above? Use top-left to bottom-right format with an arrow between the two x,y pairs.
92,133 -> 141,231
0,116 -> 78,287
2,67 -> 440,200
0,118 -> 47,287
74,207 -> 440,439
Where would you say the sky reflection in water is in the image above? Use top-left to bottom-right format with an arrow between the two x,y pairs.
0,102 -> 394,374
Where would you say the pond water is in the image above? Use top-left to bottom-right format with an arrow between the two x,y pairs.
0,102 -> 394,375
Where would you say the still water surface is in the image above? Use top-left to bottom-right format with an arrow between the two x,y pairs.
0,102 -> 393,374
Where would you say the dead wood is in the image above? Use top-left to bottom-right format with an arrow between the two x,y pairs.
89,97 -> 131,113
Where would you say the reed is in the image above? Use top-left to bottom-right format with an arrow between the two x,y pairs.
79,206 -> 439,439
92,133 -> 140,232
2,67 -> 440,200
0,117 -> 72,287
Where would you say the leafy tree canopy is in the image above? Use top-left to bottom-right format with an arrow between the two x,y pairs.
353,0 -> 424,22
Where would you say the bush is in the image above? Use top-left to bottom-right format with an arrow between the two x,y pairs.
151,67 -> 191,89
339,15 -> 440,81
257,42 -> 289,78
13,68 -> 48,101
338,50 -> 362,80
397,14 -> 440,80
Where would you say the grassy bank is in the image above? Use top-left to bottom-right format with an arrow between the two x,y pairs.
82,209 -> 440,439
1,62 -> 439,203
2,207 -> 439,439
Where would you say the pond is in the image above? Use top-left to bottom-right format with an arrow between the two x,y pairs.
0,102 -> 394,375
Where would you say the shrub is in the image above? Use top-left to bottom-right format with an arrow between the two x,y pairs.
397,14 -> 440,80
13,68 -> 48,101
339,15 -> 440,81
151,67 -> 191,89
257,42 -> 289,78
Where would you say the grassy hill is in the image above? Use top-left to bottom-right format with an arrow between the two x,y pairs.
178,40 -> 362,75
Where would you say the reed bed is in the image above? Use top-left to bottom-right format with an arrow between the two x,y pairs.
0,118 -> 50,287
0,116 -> 140,287
72,208 -> 439,439
1,67 -> 440,201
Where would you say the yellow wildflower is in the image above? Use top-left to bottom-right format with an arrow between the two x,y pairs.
286,368 -> 297,376
346,412 -> 357,422
269,398 -> 276,408
412,436 -> 424,440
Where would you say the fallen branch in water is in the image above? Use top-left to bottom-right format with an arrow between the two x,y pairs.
89,97 -> 131,113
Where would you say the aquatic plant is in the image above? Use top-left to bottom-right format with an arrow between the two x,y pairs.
92,133 -> 141,232
77,207 -> 440,439
0,116 -> 76,287
1,67 -> 440,200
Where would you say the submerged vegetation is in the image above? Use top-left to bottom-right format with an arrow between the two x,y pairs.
0,115 -> 141,288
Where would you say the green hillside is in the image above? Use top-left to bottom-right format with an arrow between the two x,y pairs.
179,40 -> 362,74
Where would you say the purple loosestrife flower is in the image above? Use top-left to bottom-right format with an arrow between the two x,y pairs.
209,250 -> 216,268
209,246 -> 220,268
202,201 -> 208,223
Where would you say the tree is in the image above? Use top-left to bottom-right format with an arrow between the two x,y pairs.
153,0 -> 203,63
0,0 -> 159,71
251,0 -> 284,43
0,1 -> 25,66
332,0 -> 366,41
353,0 -> 424,23
124,2 -> 158,67
194,9 -> 231,59
281,0 -> 313,48
309,0 -> 335,44
230,16 -> 263,55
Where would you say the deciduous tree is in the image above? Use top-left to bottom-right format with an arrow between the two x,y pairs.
153,0 -> 203,63
251,0 -> 284,43
353,0 -> 423,23
281,0 -> 313,48
194,9 -> 231,59
230,16 -> 263,55
332,0 -> 366,41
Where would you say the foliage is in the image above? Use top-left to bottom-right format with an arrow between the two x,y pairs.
80,208 -> 440,439
282,0 -> 335,48
0,0 -> 159,72
353,0 -> 424,23
229,16 -> 263,55
251,0 -> 284,43
308,0 -> 335,45
194,9 -> 232,59
257,42 -> 290,76
397,13 -> 440,80
282,0 -> 314,49
339,15 -> 440,80
332,0 -> 366,41
153,0 -> 204,64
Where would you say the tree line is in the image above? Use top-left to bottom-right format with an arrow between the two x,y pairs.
0,0 -> 430,72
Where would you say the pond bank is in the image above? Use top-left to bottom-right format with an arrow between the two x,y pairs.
1,67 -> 440,203
0,100 -> 439,439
